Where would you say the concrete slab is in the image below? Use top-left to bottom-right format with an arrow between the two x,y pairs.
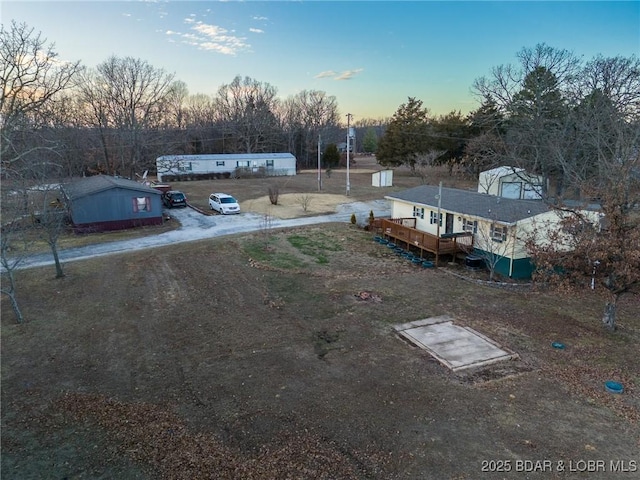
396,316 -> 518,371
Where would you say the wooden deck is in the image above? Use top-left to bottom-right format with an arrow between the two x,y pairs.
373,218 -> 473,260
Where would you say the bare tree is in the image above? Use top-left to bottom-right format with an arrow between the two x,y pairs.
471,44 -> 583,193
4,158 -> 70,278
0,177 -> 35,323
276,96 -> 304,156
162,80 -> 189,129
512,51 -> 640,331
0,21 -> 81,311
275,90 -> 340,168
472,213 -> 516,281
297,90 -> 340,168
185,93 -> 217,129
574,55 -> 640,121
412,150 -> 445,184
526,128 -> 640,330
268,185 -> 280,205
473,43 -> 580,114
213,75 -> 281,154
1,220 -> 29,324
1,20 -> 81,167
31,178 -> 68,278
258,210 -> 274,249
155,155 -> 187,181
77,56 -> 176,176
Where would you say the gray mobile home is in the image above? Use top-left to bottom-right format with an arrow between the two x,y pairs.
62,176 -> 163,233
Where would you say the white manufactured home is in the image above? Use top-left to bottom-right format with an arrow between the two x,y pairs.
385,185 -> 598,279
155,153 -> 297,182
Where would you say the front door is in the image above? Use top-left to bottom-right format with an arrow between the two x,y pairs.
445,213 -> 454,234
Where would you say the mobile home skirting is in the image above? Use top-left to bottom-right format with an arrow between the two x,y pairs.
473,248 -> 535,279
72,216 -> 163,234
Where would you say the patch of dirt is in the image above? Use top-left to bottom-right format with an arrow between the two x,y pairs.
241,193 -> 352,219
354,291 -> 383,303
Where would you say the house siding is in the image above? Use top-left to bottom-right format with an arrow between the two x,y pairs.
70,187 -> 162,224
63,176 -> 163,233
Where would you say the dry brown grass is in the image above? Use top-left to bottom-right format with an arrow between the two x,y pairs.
2,221 -> 638,479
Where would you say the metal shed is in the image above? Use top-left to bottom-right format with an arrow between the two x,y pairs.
62,176 -> 164,233
478,166 -> 543,200
372,169 -> 393,187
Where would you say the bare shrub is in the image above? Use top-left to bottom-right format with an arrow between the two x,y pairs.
268,185 -> 279,205
297,194 -> 312,212
259,211 -> 273,247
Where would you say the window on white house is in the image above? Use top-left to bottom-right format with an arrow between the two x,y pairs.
133,197 -> 151,213
177,162 -> 193,172
266,160 -> 274,168
237,161 -> 250,167
462,219 -> 478,233
216,161 -> 225,166
430,211 -> 442,225
413,206 -> 424,219
490,224 -> 508,242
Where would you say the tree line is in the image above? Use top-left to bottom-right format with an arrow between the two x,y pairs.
1,21 -> 386,183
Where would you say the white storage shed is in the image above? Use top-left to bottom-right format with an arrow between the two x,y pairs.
477,166 -> 543,200
372,170 -> 393,187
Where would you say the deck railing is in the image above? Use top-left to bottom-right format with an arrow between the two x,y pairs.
373,218 -> 473,257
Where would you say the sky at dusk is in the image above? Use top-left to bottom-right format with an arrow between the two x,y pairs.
3,1 -> 639,122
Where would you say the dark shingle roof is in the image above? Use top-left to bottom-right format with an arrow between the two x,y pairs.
62,176 -> 161,200
385,185 -> 551,224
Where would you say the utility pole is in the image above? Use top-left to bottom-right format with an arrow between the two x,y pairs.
346,113 -> 353,196
435,181 -> 442,267
317,134 -> 322,192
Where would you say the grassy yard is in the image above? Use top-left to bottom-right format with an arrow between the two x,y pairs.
2,222 -> 638,479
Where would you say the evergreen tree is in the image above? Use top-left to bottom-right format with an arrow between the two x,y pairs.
322,143 -> 340,169
376,97 -> 431,170
430,110 -> 470,172
362,127 -> 378,154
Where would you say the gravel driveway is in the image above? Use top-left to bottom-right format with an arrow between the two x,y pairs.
15,199 -> 390,270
